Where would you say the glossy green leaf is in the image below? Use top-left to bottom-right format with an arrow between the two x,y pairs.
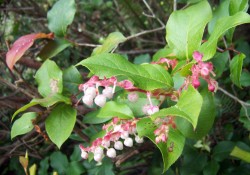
97,101 -> 134,119
175,88 -> 215,139
240,71 -> 250,87
230,146 -> 250,163
92,32 -> 126,55
211,51 -> 229,77
229,0 -> 249,15
38,157 -> 49,175
208,0 -> 229,34
38,38 -> 72,60
63,66 -> 82,94
12,93 -> 71,120
151,85 -> 203,129
65,161 -> 86,175
83,110 -> 112,124
203,160 -> 220,175
77,53 -> 173,91
35,59 -> 63,97
50,152 -> 69,174
212,141 -> 235,162
133,54 -> 150,64
199,12 -> 250,61
11,112 -> 37,139
47,0 -> 76,36
45,104 -> 76,148
137,117 -> 185,173
166,0 -> 212,59
230,53 -> 245,88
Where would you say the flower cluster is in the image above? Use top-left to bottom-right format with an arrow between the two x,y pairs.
79,117 -> 144,162
79,76 -> 138,107
153,116 -> 176,144
190,51 -> 218,92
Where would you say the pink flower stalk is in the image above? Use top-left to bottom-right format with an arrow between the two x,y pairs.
79,117 -> 143,163
153,116 -> 176,144
189,51 -> 218,92
152,58 -> 177,69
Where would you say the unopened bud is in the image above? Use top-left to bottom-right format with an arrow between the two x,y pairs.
82,94 -> 94,107
135,136 -> 144,143
114,141 -> 123,150
102,87 -> 114,99
94,153 -> 103,162
124,137 -> 133,147
81,151 -> 88,159
127,92 -> 139,102
106,148 -> 116,158
94,94 -> 107,107
147,106 -> 159,115
85,87 -> 97,97
94,147 -> 103,155
121,131 -> 129,139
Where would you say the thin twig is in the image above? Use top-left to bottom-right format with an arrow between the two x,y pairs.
173,0 -> 177,11
76,43 -> 101,47
218,87 -> 250,119
126,26 -> 165,41
142,0 -> 165,27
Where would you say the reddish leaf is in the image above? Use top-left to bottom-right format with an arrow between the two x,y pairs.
6,33 -> 54,70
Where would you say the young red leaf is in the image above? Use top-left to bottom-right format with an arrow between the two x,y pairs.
6,33 -> 54,70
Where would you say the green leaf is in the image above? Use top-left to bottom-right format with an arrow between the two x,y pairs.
37,38 -> 72,60
63,66 -> 82,95
203,160 -> 220,175
47,0 -> 76,36
83,110 -> 112,124
97,101 -> 134,119
240,71 -> 250,87
151,85 -> 203,129
65,161 -> 86,175
12,93 -> 71,120
77,53 -> 173,91
152,47 -> 173,61
38,157 -> 49,175
137,117 -> 185,173
166,0 -> 212,59
50,152 -> 69,174
92,32 -> 126,55
211,51 -> 229,77
35,59 -> 63,97
199,12 -> 250,61
133,54 -> 151,64
11,112 -> 37,139
212,141 -> 235,162
230,146 -> 250,163
230,53 -> 245,88
45,104 -> 76,148
175,88 -> 215,139
229,0 -> 249,15
208,0 -> 229,34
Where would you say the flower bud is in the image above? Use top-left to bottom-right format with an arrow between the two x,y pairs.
94,94 -> 107,107
135,136 -> 144,143
192,79 -> 200,88
124,137 -> 133,147
94,147 -> 103,155
114,141 -> 123,150
147,106 -> 159,115
127,92 -> 139,102
94,153 -> 103,162
85,87 -> 97,97
121,131 -> 129,139
106,148 -> 116,158
102,87 -> 114,99
81,150 -> 88,159
200,67 -> 209,77
82,94 -> 94,107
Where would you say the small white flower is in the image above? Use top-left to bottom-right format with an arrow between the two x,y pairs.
81,151 -> 88,159
94,147 -> 103,155
127,92 -> 139,102
94,94 -> 107,107
135,135 -> 144,143
106,148 -> 116,158
121,131 -> 129,139
94,153 -> 103,162
124,137 -> 133,147
82,94 -> 94,107
147,106 -> 159,115
114,141 -> 123,150
85,87 -> 97,97
102,87 -> 114,99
